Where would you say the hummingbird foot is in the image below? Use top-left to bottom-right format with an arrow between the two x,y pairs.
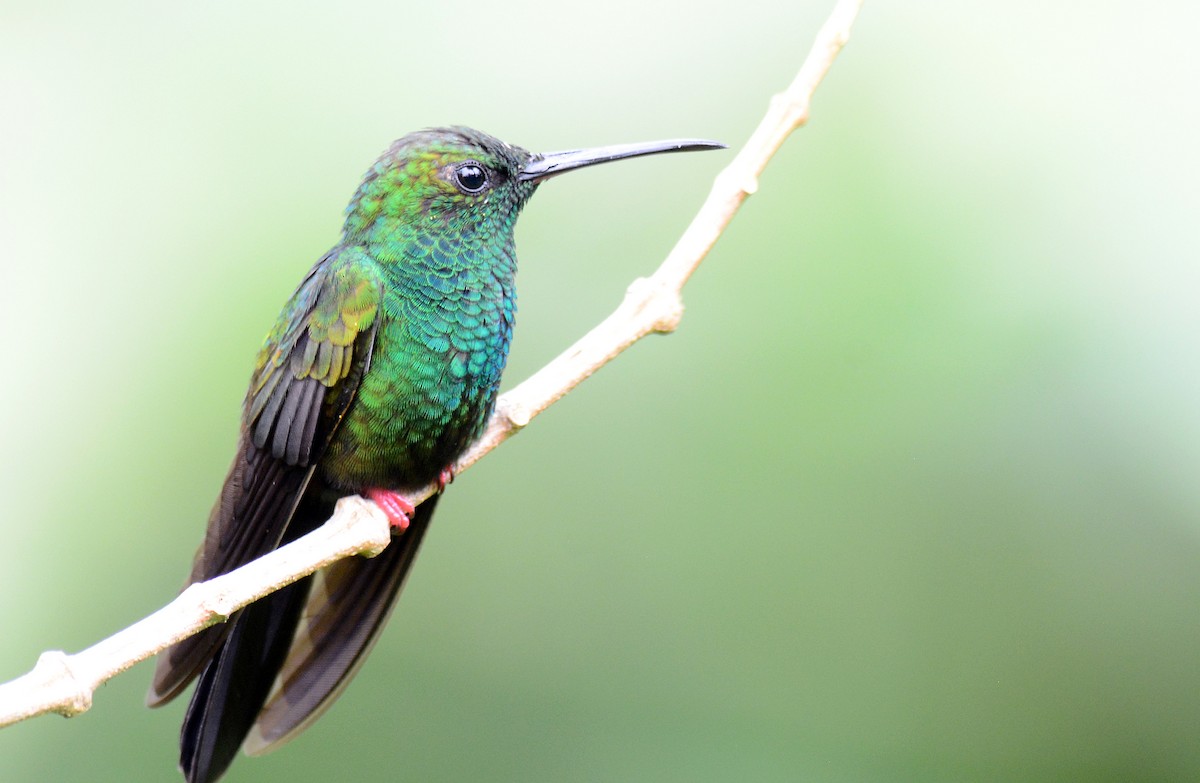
436,467 -> 455,494
365,489 -> 416,533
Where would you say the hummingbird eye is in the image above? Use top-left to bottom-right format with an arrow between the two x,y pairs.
452,161 -> 489,194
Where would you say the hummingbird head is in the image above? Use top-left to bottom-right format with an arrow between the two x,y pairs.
341,126 -> 725,253
342,127 -> 537,246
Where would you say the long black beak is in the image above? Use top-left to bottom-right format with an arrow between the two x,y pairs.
519,139 -> 725,183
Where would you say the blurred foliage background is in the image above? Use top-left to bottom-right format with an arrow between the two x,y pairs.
2,1 -> 1199,781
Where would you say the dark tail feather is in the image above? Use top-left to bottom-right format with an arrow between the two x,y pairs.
180,575 -> 312,783
177,487 -> 333,783
177,496 -> 438,782
244,495 -> 439,755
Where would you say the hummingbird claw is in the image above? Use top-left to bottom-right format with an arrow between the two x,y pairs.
436,467 -> 455,493
366,489 -> 415,533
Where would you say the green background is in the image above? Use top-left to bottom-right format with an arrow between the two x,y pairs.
2,1 -> 1198,781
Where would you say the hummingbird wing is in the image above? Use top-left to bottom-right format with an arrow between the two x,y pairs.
149,245 -> 383,706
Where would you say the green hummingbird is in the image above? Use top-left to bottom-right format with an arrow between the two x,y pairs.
146,126 -> 723,783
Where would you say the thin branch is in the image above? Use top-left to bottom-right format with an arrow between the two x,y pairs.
0,0 -> 863,730
0,497 -> 391,726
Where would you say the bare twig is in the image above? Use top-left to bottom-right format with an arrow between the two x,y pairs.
0,0 -> 863,730
0,497 -> 391,726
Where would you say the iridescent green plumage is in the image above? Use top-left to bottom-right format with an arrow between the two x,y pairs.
256,129 -> 532,486
147,127 -> 723,783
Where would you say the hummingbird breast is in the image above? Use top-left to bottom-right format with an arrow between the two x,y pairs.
319,242 -> 516,491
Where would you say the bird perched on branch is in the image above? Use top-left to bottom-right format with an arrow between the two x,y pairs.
147,126 -> 723,783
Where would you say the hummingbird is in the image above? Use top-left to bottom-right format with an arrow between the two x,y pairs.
146,126 -> 723,783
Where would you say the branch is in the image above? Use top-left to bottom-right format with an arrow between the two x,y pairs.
0,0 -> 863,729
0,497 -> 391,726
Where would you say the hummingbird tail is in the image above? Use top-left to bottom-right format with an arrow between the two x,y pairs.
177,495 -> 440,783
245,494 -> 439,755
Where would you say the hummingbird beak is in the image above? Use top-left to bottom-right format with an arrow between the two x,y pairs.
518,139 -> 726,183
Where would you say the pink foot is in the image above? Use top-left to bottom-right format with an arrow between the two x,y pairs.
436,467 -> 455,493
366,489 -> 415,533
